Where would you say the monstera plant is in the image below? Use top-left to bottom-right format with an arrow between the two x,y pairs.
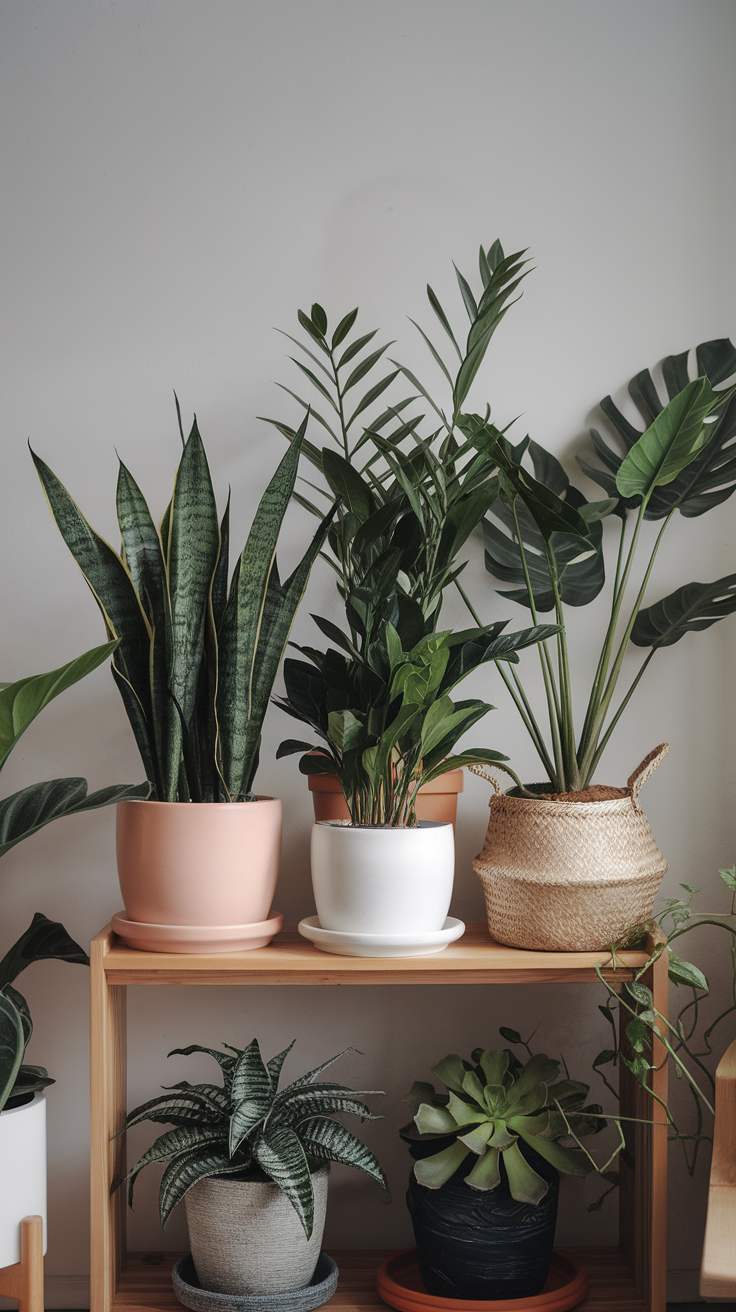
465,340 -> 736,794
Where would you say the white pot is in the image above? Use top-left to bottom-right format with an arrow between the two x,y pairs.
311,820 -> 455,934
184,1165 -> 329,1295
0,1093 -> 47,1268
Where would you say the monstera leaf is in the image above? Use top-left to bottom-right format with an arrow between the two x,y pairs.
631,575 -> 736,648
579,338 -> 736,520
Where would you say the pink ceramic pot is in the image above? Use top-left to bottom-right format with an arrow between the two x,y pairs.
114,798 -> 283,952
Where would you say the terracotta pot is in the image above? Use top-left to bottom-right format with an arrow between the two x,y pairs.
308,769 -> 464,829
0,1094 -> 46,1268
114,798 -> 283,952
311,820 -> 455,935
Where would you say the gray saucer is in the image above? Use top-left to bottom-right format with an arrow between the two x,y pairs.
172,1252 -> 339,1312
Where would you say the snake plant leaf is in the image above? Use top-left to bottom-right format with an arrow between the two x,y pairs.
272,1080 -> 378,1123
287,1048 -> 358,1089
0,777 -> 151,858
464,1146 -> 501,1191
231,1039 -> 271,1106
297,1116 -> 387,1189
413,1140 -> 470,1189
414,1102 -> 458,1135
631,574 -> 736,648
0,913 -> 88,990
457,1122 -> 495,1154
501,1141 -> 550,1204
266,1041 -> 296,1091
431,1054 -> 468,1094
615,378 -> 717,501
254,1125 -> 315,1238
229,1096 -> 270,1156
0,642 -> 119,775
123,1123 -> 228,1207
0,990 -> 25,1111
167,1045 -> 237,1088
582,340 -> 736,520
116,461 -> 168,631
31,449 -> 153,718
513,1128 -> 591,1178
217,413 -> 310,800
123,1088 -> 230,1133
158,1148 -> 243,1229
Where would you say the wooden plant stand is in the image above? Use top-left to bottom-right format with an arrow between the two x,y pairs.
0,1216 -> 44,1312
90,923 -> 669,1312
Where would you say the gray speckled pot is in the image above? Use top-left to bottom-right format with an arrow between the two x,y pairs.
184,1167 -> 329,1296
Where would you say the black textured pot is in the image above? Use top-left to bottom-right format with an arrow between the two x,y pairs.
406,1143 -> 559,1300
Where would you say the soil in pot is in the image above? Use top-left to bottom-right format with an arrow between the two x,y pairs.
406,1143 -> 559,1300
184,1165 -> 329,1296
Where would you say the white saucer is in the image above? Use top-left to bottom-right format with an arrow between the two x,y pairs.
297,915 -> 465,957
111,911 -> 284,954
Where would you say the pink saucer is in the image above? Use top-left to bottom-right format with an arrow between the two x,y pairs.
110,910 -> 284,953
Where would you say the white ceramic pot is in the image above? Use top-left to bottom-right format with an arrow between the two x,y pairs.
0,1093 -> 47,1268
184,1165 -> 329,1295
311,821 -> 455,935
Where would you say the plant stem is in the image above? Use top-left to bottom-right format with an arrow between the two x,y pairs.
511,499 -> 564,788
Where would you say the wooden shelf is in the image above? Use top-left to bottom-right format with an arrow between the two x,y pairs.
91,922 -> 668,1312
114,1248 -> 650,1312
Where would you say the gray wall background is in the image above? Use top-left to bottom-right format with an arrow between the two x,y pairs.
1,1 -> 735,1303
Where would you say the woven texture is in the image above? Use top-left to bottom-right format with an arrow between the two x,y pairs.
184,1168 -> 329,1296
171,1252 -> 339,1312
472,747 -> 670,951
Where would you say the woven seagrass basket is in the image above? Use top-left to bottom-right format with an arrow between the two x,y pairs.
472,745 -> 670,952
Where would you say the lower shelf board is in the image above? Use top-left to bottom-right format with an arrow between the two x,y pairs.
113,1247 -> 649,1312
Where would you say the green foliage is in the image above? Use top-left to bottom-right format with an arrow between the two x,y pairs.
400,1043 -> 604,1206
0,914 -> 88,1112
33,413 -> 331,801
115,1039 -> 387,1237
470,340 -> 736,791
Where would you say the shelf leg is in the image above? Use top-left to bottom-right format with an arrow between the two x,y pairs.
618,939 -> 668,1312
0,1216 -> 44,1312
90,928 -> 127,1312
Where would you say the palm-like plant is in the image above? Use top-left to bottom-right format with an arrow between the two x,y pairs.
401,1046 -> 604,1206
117,1038 -> 387,1237
32,413 -> 331,802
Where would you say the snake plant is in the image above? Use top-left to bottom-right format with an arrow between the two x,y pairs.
0,641 -> 149,1110
116,1038 -> 387,1237
401,1047 -> 603,1205
32,412 -> 330,802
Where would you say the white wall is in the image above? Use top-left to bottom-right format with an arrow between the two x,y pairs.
1,0 -> 735,1302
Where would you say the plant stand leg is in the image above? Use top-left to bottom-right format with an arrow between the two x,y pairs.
618,940 -> 669,1312
90,927 -> 127,1312
0,1216 -> 44,1312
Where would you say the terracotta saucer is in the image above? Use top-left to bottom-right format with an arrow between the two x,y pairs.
110,911 -> 284,954
376,1249 -> 588,1312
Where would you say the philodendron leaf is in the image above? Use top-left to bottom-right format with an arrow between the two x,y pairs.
0,990 -> 25,1111
0,913 -> 88,990
667,954 -> 709,991
0,778 -> 151,858
0,642 -> 119,775
502,1141 -> 550,1204
615,378 -> 718,501
631,575 -> 736,648
413,1140 -> 470,1189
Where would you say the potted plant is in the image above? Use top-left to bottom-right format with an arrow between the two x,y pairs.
264,240 -> 533,832
32,411 -> 331,952
399,1042 -> 605,1300
456,338 -> 736,949
115,1037 -> 386,1298
0,642 -> 148,1269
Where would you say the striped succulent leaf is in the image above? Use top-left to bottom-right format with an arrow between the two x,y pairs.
297,1116 -> 386,1189
253,1126 -> 315,1238
158,1148 -> 244,1229
122,1124 -> 228,1207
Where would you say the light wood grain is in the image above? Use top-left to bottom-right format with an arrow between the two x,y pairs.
700,1038 -> 736,1299
91,927 -> 128,1312
97,923 -> 651,986
111,1247 -> 649,1312
0,1216 -> 44,1312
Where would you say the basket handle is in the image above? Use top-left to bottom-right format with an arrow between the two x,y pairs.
627,743 -> 670,809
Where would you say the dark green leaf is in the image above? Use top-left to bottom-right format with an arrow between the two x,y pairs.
0,913 -> 88,990
631,574 -> 736,648
0,777 -> 151,859
331,308 -> 358,350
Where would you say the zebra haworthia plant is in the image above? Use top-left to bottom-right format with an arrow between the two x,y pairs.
115,1038 -> 387,1237
32,413 -> 331,802
401,1047 -> 604,1205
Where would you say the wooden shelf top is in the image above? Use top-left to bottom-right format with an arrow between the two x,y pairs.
115,1247 -> 649,1312
94,923 -> 653,986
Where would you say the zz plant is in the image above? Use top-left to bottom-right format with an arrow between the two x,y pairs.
32,413 -> 330,802
401,1047 -> 604,1205
116,1038 -> 387,1237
